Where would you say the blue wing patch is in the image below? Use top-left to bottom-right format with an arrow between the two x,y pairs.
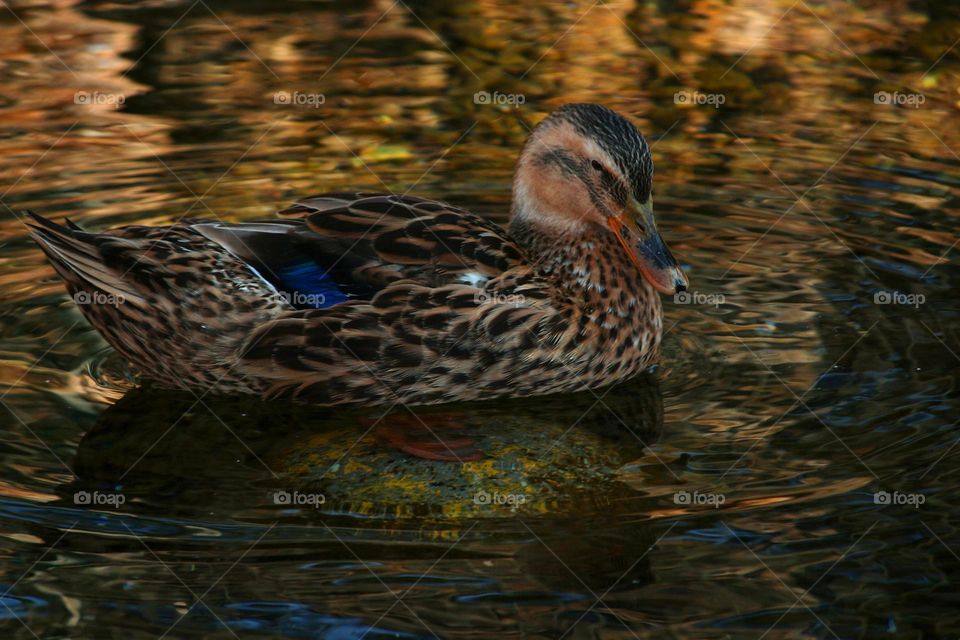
191,221 -> 384,311
275,261 -> 350,309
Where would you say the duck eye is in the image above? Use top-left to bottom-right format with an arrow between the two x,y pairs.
591,160 -> 604,172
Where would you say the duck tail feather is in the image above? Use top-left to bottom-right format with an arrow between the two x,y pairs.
25,211 -> 143,304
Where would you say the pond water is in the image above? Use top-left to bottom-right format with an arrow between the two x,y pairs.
1,0 -> 959,637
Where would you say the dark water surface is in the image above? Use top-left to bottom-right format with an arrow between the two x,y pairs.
1,0 -> 960,638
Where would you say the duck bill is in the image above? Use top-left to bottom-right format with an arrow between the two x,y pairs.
634,229 -> 688,295
608,200 -> 688,295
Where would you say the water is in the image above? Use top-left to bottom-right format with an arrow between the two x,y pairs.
1,0 -> 959,637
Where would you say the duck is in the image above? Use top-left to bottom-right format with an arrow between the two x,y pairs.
27,103 -> 688,407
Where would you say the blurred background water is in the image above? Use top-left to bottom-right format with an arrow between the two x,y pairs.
1,0 -> 959,637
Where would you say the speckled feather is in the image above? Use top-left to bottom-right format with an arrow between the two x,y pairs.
26,104 -> 675,407
26,193 -> 662,406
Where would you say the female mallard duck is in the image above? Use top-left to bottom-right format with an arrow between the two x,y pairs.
28,103 -> 688,407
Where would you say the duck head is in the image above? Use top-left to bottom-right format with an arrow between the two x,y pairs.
510,103 -> 688,295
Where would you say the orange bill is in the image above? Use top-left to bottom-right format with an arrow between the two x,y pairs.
608,214 -> 688,295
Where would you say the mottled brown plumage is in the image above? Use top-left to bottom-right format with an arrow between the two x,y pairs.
26,103 -> 688,407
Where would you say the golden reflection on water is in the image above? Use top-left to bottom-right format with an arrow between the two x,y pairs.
0,0 -> 955,483
0,0 -> 958,637
0,0 -> 956,501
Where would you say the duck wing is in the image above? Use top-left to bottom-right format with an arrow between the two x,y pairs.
193,192 -> 529,310
225,194 -> 565,404
284,192 -> 527,286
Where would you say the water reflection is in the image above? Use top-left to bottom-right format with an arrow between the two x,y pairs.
3,378 -> 669,638
1,0 -> 960,637
67,374 -> 663,521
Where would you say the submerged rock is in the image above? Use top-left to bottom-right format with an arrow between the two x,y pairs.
71,375 -> 663,520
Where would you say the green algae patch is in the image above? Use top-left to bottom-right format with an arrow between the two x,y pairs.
267,379 -> 663,520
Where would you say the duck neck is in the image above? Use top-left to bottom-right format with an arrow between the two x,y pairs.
508,212 -> 660,321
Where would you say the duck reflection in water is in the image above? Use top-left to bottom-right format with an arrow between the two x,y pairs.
52,373 -> 667,631
66,373 -> 663,518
